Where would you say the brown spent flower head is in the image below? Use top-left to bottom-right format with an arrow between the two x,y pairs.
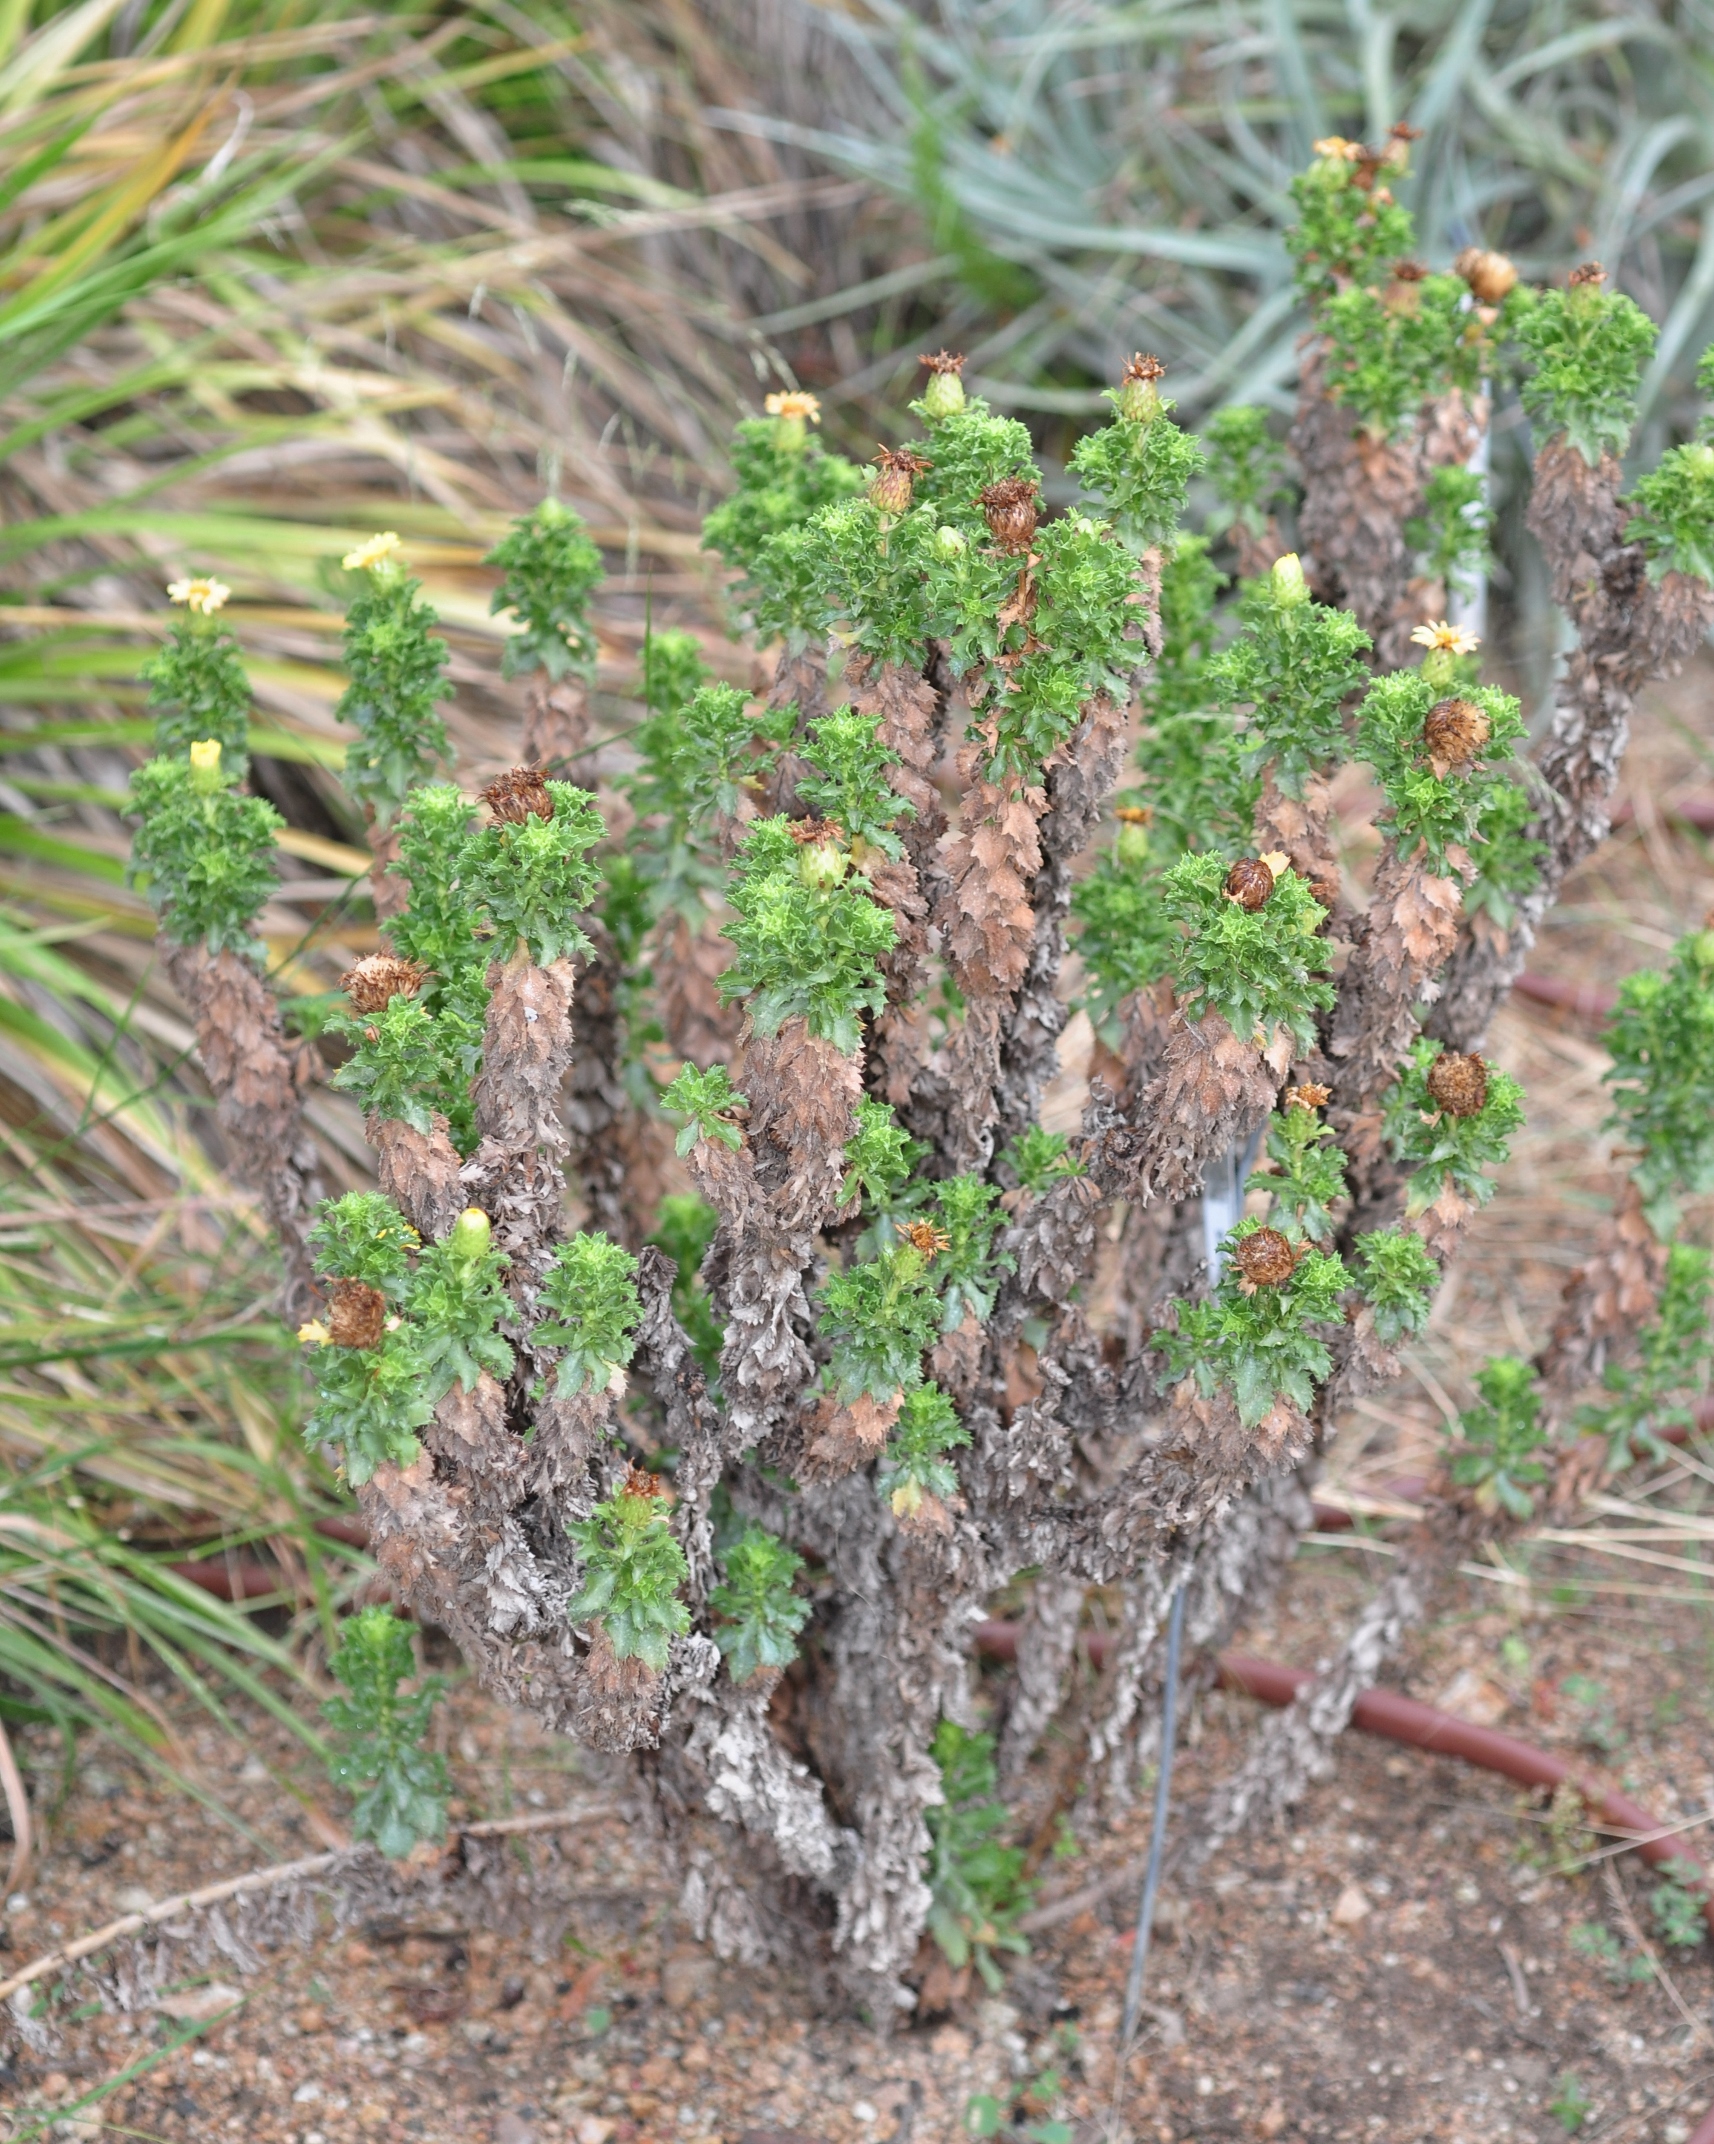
1116,351 -> 1168,420
619,1463 -> 672,1507
788,815 -> 846,846
328,1277 -> 388,1350
1285,1082 -> 1332,1112
1453,246 -> 1519,305
979,475 -> 1040,555
342,953 -> 429,1015
1122,352 -> 1167,385
1426,1050 -> 1489,1118
1568,261 -> 1607,289
918,349 -> 966,377
1423,695 -> 1492,774
900,1218 -> 952,1258
869,445 -> 933,516
1232,1227 -> 1297,1288
1390,259 -> 1427,282
1224,855 -> 1277,911
482,766 -> 554,824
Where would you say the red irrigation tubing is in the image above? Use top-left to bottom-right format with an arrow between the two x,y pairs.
972,1619 -> 1714,1937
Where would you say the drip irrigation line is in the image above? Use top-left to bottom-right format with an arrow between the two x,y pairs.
1119,1578 -> 1186,2050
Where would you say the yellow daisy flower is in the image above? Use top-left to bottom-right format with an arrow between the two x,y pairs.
1411,620 -> 1480,656
342,531 -> 402,572
166,576 -> 231,614
764,390 -> 821,424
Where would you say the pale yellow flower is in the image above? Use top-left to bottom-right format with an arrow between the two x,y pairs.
1313,136 -> 1362,162
342,530 -> 402,572
167,576 -> 230,614
297,1319 -> 331,1347
1411,619 -> 1481,656
188,739 -> 223,777
764,390 -> 821,424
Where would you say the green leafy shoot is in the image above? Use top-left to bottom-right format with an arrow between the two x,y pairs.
1286,135 -> 1416,303
308,1191 -> 419,1304
719,816 -> 895,1053
1625,442 -> 1714,586
144,612 -> 252,766
486,496 -> 603,682
1002,1124 -> 1085,1197
1164,850 -> 1334,1052
1201,405 -> 1289,556
126,744 -> 281,961
474,780 -> 605,968
647,1193 -> 724,1376
1069,369 -> 1204,551
1206,554 -> 1371,796
1548,2071 -> 1594,2133
566,1469 -> 692,1671
388,783 -> 485,981
797,706 -> 912,858
1383,1039 -> 1525,1215
1154,1221 -> 1348,1426
925,1721 -> 1034,1992
1321,273 -> 1488,440
641,626 -> 711,720
839,1095 -> 926,1217
1465,774 -> 1544,933
323,1607 -> 449,1859
408,1221 -> 515,1404
1513,274 -> 1657,466
929,1175 -> 1015,1331
1407,464 -> 1492,597
678,683 -> 786,825
330,992 -> 465,1141
534,1232 -> 642,1398
1602,927 -> 1714,1237
1650,1859 -> 1709,1950
1353,1227 -> 1440,1345
702,408 -> 866,635
1578,1243 -> 1712,1471
878,1383 -> 970,1524
1447,1356 -> 1547,1520
1355,673 -> 1525,875
337,554 -> 453,823
1569,1920 -> 1652,1988
1070,841 -> 1177,1043
303,1324 -> 434,1486
664,1062 -> 749,1155
708,1525 -> 811,1683
818,1240 -> 942,1403
1247,1090 -> 1347,1241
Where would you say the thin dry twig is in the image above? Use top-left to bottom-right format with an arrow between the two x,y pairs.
0,1714 -> 31,1895
1601,1859 -> 1712,2046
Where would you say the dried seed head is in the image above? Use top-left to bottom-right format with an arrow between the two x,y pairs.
1568,261 -> 1607,289
1423,696 -> 1492,773
900,1218 -> 952,1257
1285,1082 -> 1332,1112
328,1277 -> 388,1350
482,766 -> 554,824
1232,1227 -> 1297,1288
1453,246 -> 1518,305
979,475 -> 1040,554
1116,352 -> 1167,421
341,953 -> 429,1014
917,350 -> 967,419
620,1463 -> 671,1506
869,445 -> 932,516
1223,856 -> 1276,911
1391,258 -> 1427,282
1426,1050 -> 1489,1118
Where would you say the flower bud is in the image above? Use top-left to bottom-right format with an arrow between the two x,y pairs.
869,446 -> 932,518
934,525 -> 967,561
450,1207 -> 492,1262
1232,1227 -> 1296,1288
796,837 -> 848,890
188,738 -> 224,794
1270,553 -> 1310,608
1425,1051 -> 1489,1117
1453,247 -> 1518,305
917,350 -> 966,420
1114,803 -> 1152,867
1115,352 -> 1166,423
1224,856 -> 1276,911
